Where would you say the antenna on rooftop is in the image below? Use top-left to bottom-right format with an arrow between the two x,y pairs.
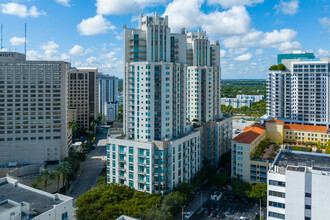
1,24 -> 3,50
24,23 -> 27,55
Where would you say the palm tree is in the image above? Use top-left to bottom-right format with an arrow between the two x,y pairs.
38,169 -> 55,192
68,121 -> 79,140
60,161 -> 73,193
54,164 -> 64,192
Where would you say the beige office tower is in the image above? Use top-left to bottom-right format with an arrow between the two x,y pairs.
67,68 -> 99,129
0,52 -> 72,165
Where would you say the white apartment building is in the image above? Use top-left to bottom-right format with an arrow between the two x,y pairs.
108,12 -> 202,193
68,67 -> 99,129
186,30 -> 221,123
267,150 -> 330,220
107,130 -> 201,194
266,57 -> 330,128
99,74 -> 118,123
0,177 -> 74,220
221,95 -> 264,108
0,52 -> 72,165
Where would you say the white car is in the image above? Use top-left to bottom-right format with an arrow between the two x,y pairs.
184,211 -> 194,219
240,217 -> 247,220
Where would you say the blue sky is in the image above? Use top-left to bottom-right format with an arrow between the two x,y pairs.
0,0 -> 329,79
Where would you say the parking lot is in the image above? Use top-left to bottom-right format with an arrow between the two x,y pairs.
188,196 -> 265,220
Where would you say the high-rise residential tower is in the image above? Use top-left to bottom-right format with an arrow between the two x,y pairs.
0,52 -> 72,165
107,13 -> 202,194
99,74 -> 118,123
266,53 -> 330,128
68,67 -> 99,129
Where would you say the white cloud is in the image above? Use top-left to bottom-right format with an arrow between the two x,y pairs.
96,0 -> 167,15
234,52 -> 253,61
27,41 -> 68,61
316,48 -> 330,57
223,28 -> 300,52
277,41 -> 302,52
69,45 -> 93,56
164,0 -> 251,36
163,0 -> 203,31
82,49 -> 123,77
56,0 -> 71,7
0,48 -> 8,52
0,3 -> 45,18
229,48 -> 248,55
274,0 -> 299,15
220,49 -> 227,57
319,17 -> 330,32
255,49 -> 263,55
208,0 -> 264,8
201,6 -> 251,37
10,37 -> 26,46
77,15 -> 116,36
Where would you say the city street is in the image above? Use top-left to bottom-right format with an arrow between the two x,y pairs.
68,127 -> 108,199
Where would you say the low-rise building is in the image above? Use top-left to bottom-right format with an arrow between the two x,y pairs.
267,150 -> 330,220
232,119 -> 330,184
0,177 -> 74,220
231,124 -> 268,183
221,95 -> 264,108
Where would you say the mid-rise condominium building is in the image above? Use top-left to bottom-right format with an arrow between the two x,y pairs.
267,150 -> 330,220
0,177 -> 74,220
221,95 -> 264,108
68,67 -> 99,129
0,52 -> 72,165
99,74 -> 118,123
266,52 -> 330,128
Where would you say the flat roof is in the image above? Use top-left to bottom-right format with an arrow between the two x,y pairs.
275,151 -> 330,172
0,201 -> 15,213
0,179 -> 64,215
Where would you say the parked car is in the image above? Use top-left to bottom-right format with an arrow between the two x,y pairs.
223,196 -> 228,201
217,211 -> 222,219
184,211 -> 194,219
240,217 -> 247,220
215,204 -> 221,212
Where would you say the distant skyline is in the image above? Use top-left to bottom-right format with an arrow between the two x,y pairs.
0,0 -> 329,79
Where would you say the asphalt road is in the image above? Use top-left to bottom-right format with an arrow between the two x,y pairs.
189,198 -> 265,220
68,128 -> 108,199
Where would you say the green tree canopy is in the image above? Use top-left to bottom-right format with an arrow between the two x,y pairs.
75,183 -> 162,220
173,182 -> 194,201
231,178 -> 251,198
278,63 -> 286,71
269,65 -> 278,70
162,191 -> 188,216
246,183 -> 267,201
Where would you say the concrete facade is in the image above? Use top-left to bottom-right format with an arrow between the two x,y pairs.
99,74 -> 118,123
268,150 -> 330,220
68,67 -> 99,129
0,52 -> 72,165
